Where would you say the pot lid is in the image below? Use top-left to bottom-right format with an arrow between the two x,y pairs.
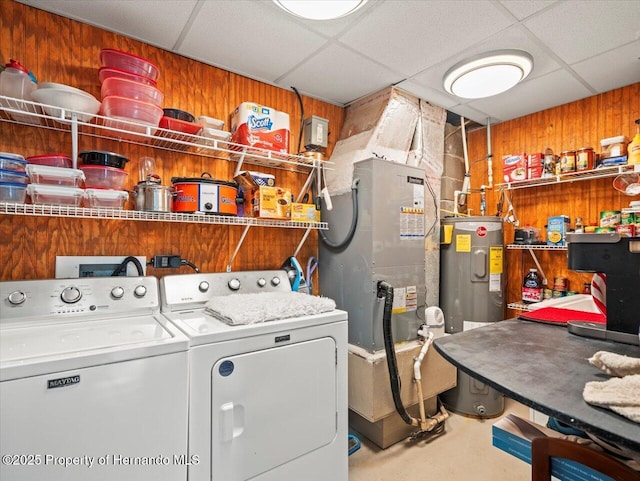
171,173 -> 236,187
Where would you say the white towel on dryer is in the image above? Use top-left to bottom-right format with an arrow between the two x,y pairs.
205,291 -> 336,325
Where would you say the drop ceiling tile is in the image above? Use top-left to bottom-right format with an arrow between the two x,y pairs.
177,0 -> 327,83
275,44 -> 401,105
523,0 -> 640,64
17,0 -> 197,49
406,24 -> 563,106
393,80 -> 458,110
572,43 -> 640,93
467,69 -> 592,121
498,0 -> 559,20
338,0 -> 515,77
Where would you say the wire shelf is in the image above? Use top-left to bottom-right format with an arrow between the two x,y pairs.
0,95 -> 332,174
506,244 -> 567,250
0,202 -> 328,229
496,164 -> 637,191
507,303 -> 532,311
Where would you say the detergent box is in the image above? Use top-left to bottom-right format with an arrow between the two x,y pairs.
230,102 -> 290,154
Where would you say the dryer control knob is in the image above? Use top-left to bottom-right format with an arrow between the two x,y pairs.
7,290 -> 26,305
257,278 -> 267,287
111,286 -> 125,299
61,286 -> 82,304
228,278 -> 241,291
134,285 -> 147,298
199,281 -> 210,292
271,277 -> 281,286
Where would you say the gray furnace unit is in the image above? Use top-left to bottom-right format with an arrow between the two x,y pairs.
319,157 -> 427,352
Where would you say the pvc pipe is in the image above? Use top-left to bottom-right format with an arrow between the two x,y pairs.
486,118 -> 493,188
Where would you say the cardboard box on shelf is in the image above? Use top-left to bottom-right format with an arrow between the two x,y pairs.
527,153 -> 543,180
250,185 -> 292,219
502,153 -> 527,182
291,203 -> 320,222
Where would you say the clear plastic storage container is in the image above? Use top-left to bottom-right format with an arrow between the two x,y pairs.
0,152 -> 27,171
0,168 -> 28,184
26,184 -> 84,206
80,165 -> 128,190
26,165 -> 85,187
0,182 -> 27,203
83,189 -> 129,209
0,59 -> 40,124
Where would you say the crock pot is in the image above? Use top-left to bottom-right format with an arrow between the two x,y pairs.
171,173 -> 239,215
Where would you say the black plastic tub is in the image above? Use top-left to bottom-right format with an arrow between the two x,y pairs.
79,150 -> 129,169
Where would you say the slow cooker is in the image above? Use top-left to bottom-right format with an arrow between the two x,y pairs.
171,174 -> 239,215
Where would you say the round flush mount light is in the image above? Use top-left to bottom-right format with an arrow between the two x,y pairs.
443,50 -> 533,99
273,0 -> 367,20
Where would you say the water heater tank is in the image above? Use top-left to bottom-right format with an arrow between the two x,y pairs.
440,216 -> 504,333
439,216 -> 505,417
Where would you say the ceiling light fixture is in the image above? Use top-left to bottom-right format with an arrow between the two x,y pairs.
273,0 -> 367,20
443,50 -> 533,99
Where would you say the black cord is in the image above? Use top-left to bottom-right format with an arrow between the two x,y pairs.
181,259 -> 200,273
111,256 -> 144,277
291,86 -> 304,153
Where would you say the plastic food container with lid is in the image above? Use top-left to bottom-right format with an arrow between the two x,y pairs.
101,76 -> 164,107
79,150 -> 129,169
99,49 -> 160,82
26,154 -> 73,168
83,189 -> 129,209
26,164 -> 85,187
31,83 -> 101,122
0,152 -> 27,171
0,168 -> 28,184
600,135 -> 629,159
98,66 -> 157,86
26,184 -> 84,206
101,95 -> 163,135
0,59 -> 40,124
196,115 -> 225,131
0,182 -> 27,203
80,165 -> 128,190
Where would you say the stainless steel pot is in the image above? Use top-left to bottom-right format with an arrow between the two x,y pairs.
133,179 -> 173,212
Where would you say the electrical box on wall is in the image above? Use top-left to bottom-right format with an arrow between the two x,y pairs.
55,256 -> 147,278
303,115 -> 329,151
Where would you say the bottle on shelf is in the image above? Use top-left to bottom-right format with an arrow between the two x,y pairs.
522,268 -> 543,304
574,217 -> 584,233
629,119 -> 640,166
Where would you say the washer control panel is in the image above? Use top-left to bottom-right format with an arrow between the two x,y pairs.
160,270 -> 292,311
0,276 -> 159,321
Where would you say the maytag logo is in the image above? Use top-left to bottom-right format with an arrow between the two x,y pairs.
407,176 -> 424,185
47,375 -> 80,389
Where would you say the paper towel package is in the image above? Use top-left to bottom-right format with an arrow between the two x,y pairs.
230,102 -> 290,154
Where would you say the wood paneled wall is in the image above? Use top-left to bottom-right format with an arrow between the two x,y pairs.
465,83 -> 640,315
0,0 -> 344,281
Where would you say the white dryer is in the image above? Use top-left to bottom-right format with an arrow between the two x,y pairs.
0,276 -> 189,481
160,270 -> 348,481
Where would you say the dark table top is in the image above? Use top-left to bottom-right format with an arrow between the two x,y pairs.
433,319 -> 640,451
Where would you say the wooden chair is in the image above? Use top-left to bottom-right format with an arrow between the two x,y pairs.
531,437 -> 640,481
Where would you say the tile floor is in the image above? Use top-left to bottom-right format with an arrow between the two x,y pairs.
348,397 -> 532,481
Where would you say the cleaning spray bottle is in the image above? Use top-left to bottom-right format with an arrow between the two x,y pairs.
628,119 -> 640,166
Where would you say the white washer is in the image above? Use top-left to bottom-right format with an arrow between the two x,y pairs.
0,276 -> 189,481
160,270 -> 348,481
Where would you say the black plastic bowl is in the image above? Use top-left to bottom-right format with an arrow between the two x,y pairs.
79,150 -> 129,169
163,108 -> 195,123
